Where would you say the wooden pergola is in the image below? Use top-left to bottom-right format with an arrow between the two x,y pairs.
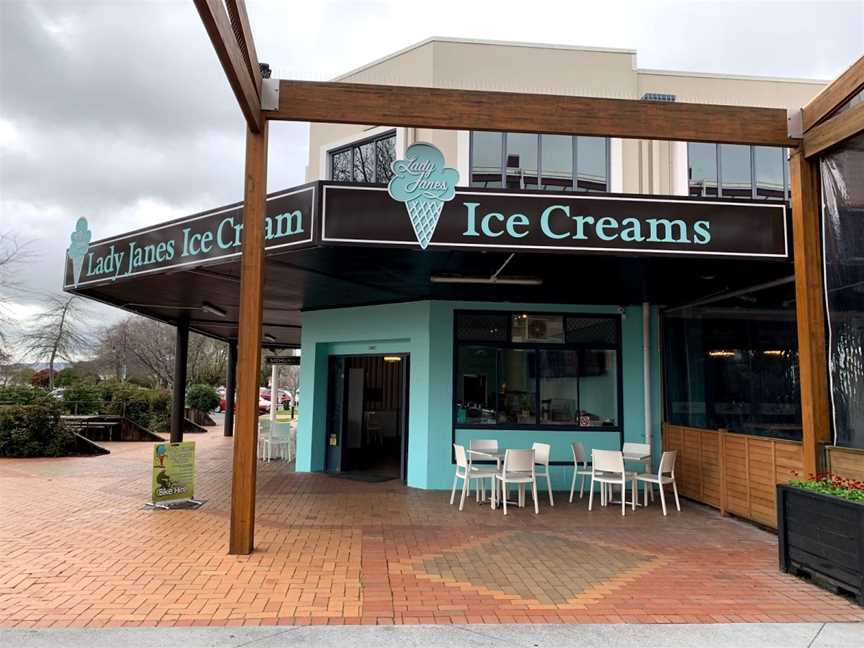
193,0 -> 864,554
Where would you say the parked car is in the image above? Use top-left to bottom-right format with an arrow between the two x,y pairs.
49,388 -> 66,400
216,393 -> 271,415
259,387 -> 292,408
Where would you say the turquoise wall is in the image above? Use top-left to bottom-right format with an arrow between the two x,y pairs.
296,300 -> 663,491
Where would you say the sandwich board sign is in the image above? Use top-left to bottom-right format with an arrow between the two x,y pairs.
150,441 -> 199,508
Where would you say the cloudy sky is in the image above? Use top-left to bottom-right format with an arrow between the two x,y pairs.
1,0 -> 862,358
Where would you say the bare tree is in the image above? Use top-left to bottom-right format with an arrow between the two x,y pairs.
0,231 -> 32,359
21,295 -> 91,390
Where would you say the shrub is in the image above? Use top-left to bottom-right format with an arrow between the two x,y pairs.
0,385 -> 41,405
187,384 -> 219,414
62,382 -> 103,415
100,382 -> 171,432
0,393 -> 76,457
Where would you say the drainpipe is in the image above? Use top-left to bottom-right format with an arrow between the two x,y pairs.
642,302 -> 652,471
270,362 -> 279,425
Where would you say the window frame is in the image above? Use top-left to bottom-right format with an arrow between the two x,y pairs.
328,130 -> 397,185
688,143 -> 789,201
469,132 -> 612,192
451,310 -> 624,435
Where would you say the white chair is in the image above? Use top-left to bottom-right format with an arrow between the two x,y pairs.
450,444 -> 498,511
636,450 -> 681,516
532,442 -> 554,506
569,442 -> 593,502
469,438 -> 499,452
257,419 -> 271,461
623,441 -> 653,501
493,448 -> 539,515
589,449 -> 635,516
260,420 -> 291,462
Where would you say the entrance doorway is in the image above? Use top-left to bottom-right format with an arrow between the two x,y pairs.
325,354 -> 409,482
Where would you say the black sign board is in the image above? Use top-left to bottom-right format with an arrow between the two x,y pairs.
321,185 -> 788,259
266,356 -> 300,366
64,184 -> 316,288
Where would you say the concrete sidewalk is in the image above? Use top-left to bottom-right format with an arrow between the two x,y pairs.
1,623 -> 861,647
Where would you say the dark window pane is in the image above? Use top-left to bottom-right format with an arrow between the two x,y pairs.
331,149 -> 352,181
375,135 -> 396,183
352,141 -> 375,183
565,317 -> 618,345
688,142 -> 718,197
455,313 -> 509,342
505,133 -> 539,189
539,350 -> 579,424
754,146 -> 784,200
720,144 -> 752,199
471,132 -> 503,187
541,135 -> 574,191
498,349 -> 536,424
578,350 -> 617,426
511,314 -> 564,343
577,136 -> 608,192
455,346 -> 498,425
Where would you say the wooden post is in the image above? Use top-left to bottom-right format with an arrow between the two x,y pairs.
170,315 -> 189,443
224,341 -> 237,437
229,122 -> 268,555
789,149 -> 831,477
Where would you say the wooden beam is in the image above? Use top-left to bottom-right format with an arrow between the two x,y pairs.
789,149 -> 831,477
803,101 -> 864,158
802,55 -> 864,132
225,0 -> 261,98
229,122 -> 268,555
193,0 -> 262,133
270,80 -> 798,146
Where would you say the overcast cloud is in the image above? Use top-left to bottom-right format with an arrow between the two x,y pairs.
1,0 -> 862,358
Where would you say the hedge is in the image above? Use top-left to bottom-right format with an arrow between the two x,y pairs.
0,393 -> 76,457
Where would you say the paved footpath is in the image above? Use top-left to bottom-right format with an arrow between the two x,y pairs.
2,430 -> 863,628
1,622 -> 862,647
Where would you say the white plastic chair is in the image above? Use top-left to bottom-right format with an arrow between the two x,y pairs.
493,448 -> 538,515
623,441 -> 653,501
636,450 -> 681,515
257,419 -> 271,461
450,444 -> 498,511
469,438 -> 499,452
569,442 -> 593,502
532,442 -> 554,506
589,449 -> 635,516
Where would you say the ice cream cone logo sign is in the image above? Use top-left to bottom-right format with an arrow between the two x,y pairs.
388,143 -> 459,249
67,217 -> 92,287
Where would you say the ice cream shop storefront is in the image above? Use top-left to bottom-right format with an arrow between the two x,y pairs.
65,143 -> 798,497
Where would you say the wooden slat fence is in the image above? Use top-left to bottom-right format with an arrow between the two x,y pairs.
662,423 -> 803,528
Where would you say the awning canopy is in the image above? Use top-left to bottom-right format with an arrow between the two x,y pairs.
64,182 -> 792,347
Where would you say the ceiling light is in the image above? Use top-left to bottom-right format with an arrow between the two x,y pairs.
430,275 -> 542,286
383,356 -> 402,363
201,301 -> 227,318
707,350 -> 736,358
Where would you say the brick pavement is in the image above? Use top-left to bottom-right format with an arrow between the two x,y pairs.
1,429 -> 862,628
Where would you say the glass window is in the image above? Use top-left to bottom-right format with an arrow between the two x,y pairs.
688,142 -> 718,197
471,132 -> 503,187
720,144 -> 752,198
539,350 -> 579,424
754,146 -> 785,200
331,149 -> 352,182
576,136 -> 608,192
455,346 -> 498,425
375,136 -> 396,183
329,132 -> 396,184
498,349 -> 536,424
663,283 -> 801,440
454,312 -> 621,429
541,135 -> 573,191
505,133 -> 539,190
511,314 -> 564,343
353,140 -> 375,183
578,350 -> 618,427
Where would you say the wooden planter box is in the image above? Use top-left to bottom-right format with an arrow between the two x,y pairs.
777,484 -> 864,604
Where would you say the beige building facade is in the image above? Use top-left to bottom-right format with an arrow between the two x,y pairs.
306,37 -> 824,196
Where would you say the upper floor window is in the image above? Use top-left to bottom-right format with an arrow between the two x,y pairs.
330,131 -> 396,184
471,132 -> 609,192
688,143 -> 788,200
